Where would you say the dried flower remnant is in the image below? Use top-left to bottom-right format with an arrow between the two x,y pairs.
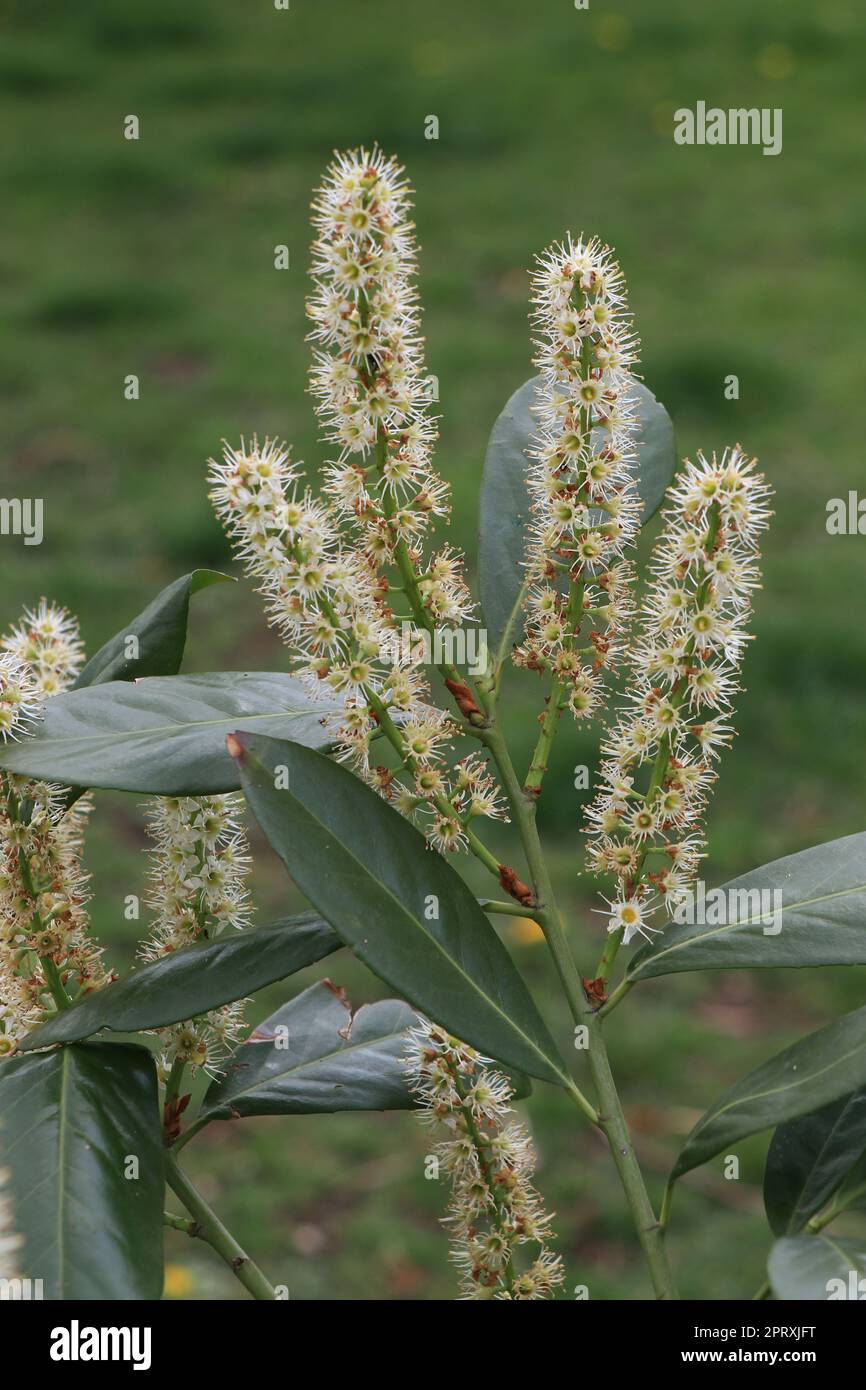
516,234 -> 641,727
139,794 -> 253,1079
405,1021 -> 564,1300
585,446 -> 773,942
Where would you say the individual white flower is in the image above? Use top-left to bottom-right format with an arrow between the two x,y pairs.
600,894 -> 659,946
454,754 -> 510,823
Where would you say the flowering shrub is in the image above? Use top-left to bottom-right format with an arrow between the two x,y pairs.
1,148 -> 865,1303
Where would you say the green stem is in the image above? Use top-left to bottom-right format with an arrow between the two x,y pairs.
170,1113 -> 208,1153
481,723 -> 587,1016
164,1152 -> 277,1300
584,1014 -> 676,1298
39,956 -> 71,1011
597,978 -> 633,1018
364,426 -> 489,727
163,1057 -> 186,1111
479,898 -> 541,918
365,685 -> 502,879
524,580 -> 585,798
480,719 -> 677,1298
164,1210 -> 199,1236
524,677 -> 567,797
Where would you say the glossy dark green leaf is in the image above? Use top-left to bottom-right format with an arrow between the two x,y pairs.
231,733 -> 570,1088
199,981 -> 419,1121
478,374 -> 675,668
764,1089 -> 866,1236
672,1004 -> 866,1181
73,570 -> 232,690
836,1146 -> 866,1210
0,1043 -> 163,1300
768,1235 -> 866,1301
0,672 -> 343,794
18,913 -> 340,1052
630,834 -> 866,982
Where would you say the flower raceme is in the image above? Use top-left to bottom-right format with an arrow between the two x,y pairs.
208,438 -> 507,853
0,607 -> 108,1055
209,151 -> 507,855
139,794 -> 252,1079
585,446 -> 773,944
515,234 -> 641,723
405,1021 -> 564,1300
307,147 -> 473,628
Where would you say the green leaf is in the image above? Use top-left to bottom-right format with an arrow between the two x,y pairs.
768,1235 -> 866,1301
672,1004 -> 866,1182
0,1043 -> 163,1300
764,1089 -> 866,1236
231,733 -> 570,1088
18,913 -> 340,1052
478,374 -> 676,668
73,570 -> 232,689
0,672 -> 343,794
836,1147 -> 866,1210
629,834 -> 866,982
199,981 -> 419,1121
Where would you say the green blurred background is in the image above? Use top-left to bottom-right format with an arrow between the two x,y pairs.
2,0 -> 864,1299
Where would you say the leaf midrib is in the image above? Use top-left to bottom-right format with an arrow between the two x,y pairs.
690,1034 -> 866,1150
818,1233 -> 865,1274
56,1050 -> 70,1297
208,1026 -> 410,1112
13,705 -> 327,751
788,1097 -> 862,1231
23,919 -> 339,1049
